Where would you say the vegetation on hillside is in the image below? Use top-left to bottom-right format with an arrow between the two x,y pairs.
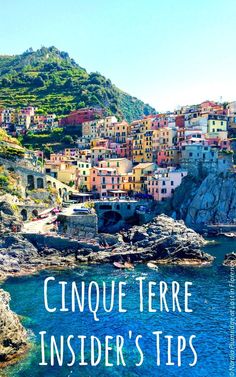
0,46 -> 156,122
21,127 -> 79,157
0,129 -> 25,158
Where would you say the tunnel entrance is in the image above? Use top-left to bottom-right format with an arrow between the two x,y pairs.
102,210 -> 122,227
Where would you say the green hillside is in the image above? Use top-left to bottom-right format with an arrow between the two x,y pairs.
0,46 -> 156,122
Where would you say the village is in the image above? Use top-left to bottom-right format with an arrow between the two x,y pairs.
0,100 -> 235,206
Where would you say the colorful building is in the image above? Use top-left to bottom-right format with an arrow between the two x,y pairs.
132,162 -> 157,193
147,168 -> 187,201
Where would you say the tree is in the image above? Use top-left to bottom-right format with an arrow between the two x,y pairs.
0,175 -> 9,188
33,76 -> 45,87
62,135 -> 73,144
1,78 -> 12,87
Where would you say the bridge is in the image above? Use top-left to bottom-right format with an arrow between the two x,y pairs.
0,156 -> 76,203
46,175 -> 75,201
93,200 -> 140,231
17,204 -> 49,221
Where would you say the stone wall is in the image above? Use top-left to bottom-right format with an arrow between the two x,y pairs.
57,213 -> 98,238
23,233 -> 100,251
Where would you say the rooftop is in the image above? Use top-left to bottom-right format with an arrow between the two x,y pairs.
133,162 -> 155,169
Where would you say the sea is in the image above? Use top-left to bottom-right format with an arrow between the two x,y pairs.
1,237 -> 235,377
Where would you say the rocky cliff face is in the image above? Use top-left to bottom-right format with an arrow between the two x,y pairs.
0,289 -> 28,365
171,172 -> 236,231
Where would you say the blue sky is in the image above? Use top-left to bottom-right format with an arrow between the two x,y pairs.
0,0 -> 235,111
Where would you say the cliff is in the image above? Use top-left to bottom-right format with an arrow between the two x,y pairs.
0,289 -> 28,365
171,172 -> 236,231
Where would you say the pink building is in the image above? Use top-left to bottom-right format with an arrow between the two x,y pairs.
205,136 -> 231,151
152,115 -> 168,129
147,169 -> 188,201
90,167 -> 122,198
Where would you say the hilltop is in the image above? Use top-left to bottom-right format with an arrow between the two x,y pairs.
0,46 -> 156,122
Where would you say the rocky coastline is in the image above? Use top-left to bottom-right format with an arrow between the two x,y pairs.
0,214 -> 213,283
0,289 -> 28,367
0,203 -> 227,368
76,215 -> 213,266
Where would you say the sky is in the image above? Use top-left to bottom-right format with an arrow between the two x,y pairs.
0,0 -> 235,112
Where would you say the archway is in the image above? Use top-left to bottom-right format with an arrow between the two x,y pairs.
21,209 -> 28,221
37,177 -> 44,189
62,188 -> 68,201
102,210 -> 122,227
27,175 -> 35,190
32,209 -> 39,218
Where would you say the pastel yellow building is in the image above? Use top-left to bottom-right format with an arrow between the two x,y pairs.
114,121 -> 130,143
131,118 -> 154,163
132,162 -> 156,192
207,115 -> 228,134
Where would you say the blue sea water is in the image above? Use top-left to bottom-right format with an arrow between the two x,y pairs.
1,237 -> 235,377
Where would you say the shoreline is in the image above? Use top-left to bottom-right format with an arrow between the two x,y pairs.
0,213 -> 234,369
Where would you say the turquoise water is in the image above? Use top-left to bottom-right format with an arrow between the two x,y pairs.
1,237 -> 235,377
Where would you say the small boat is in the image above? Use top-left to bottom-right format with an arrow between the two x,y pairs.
113,262 -> 126,269
223,233 -> 236,238
147,262 -> 159,270
124,261 -> 134,269
73,208 -> 90,214
113,261 -> 134,269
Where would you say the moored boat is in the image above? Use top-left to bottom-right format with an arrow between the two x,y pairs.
113,262 -> 126,269
113,261 -> 134,269
147,262 -> 159,270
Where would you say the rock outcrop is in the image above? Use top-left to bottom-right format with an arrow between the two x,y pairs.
0,200 -> 22,233
0,235 -> 77,281
171,172 -> 236,231
77,215 -> 213,266
223,252 -> 236,267
0,289 -> 28,366
0,214 -> 212,280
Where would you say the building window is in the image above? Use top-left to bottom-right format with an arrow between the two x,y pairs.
171,181 -> 174,186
